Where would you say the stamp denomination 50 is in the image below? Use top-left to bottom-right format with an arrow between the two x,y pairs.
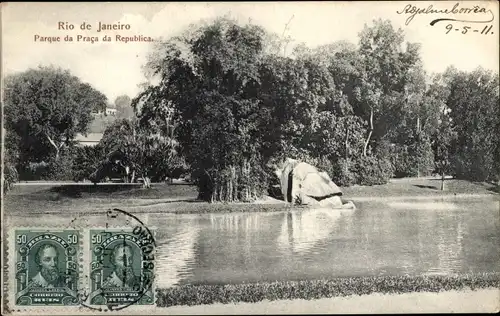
87,228 -> 155,307
14,230 -> 81,306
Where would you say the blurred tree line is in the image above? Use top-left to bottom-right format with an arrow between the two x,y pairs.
3,18 -> 499,198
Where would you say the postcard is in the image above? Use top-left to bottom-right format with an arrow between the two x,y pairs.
1,1 -> 499,314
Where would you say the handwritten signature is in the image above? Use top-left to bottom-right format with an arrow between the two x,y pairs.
397,2 -> 494,26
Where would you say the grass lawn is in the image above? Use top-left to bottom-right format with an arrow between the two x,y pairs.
343,177 -> 499,198
157,273 -> 500,307
4,177 -> 498,215
157,287 -> 499,313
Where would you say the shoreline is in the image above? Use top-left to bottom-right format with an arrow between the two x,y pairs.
348,192 -> 499,202
4,178 -> 498,215
4,191 -> 498,216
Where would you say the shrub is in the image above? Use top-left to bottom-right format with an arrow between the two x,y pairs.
3,160 -> 19,193
330,158 -> 356,187
451,152 -> 495,182
45,152 -> 76,181
387,135 -> 435,178
391,145 -> 410,178
157,273 -> 500,307
18,148 -> 78,181
413,136 -> 435,176
20,161 -> 51,180
353,154 -> 393,186
72,145 -> 107,182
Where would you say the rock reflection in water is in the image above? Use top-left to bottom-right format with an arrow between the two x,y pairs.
277,208 -> 349,254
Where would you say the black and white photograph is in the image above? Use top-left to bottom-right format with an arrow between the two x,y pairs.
1,1 -> 499,314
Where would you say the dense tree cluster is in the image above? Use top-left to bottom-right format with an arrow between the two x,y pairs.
134,17 -> 496,200
3,18 -> 499,197
4,66 -> 107,180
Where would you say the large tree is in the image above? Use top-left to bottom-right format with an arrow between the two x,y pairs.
114,95 -> 135,119
4,66 -> 107,167
356,19 -> 423,156
136,17 -> 275,201
445,67 -> 499,181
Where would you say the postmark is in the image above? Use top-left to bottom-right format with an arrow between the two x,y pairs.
13,229 -> 81,306
87,226 -> 156,307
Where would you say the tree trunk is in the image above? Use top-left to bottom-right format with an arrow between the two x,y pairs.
363,108 -> 374,156
211,183 -> 216,203
45,134 -> 63,160
345,126 -> 349,174
230,165 -> 236,202
243,160 -> 250,202
440,170 -> 445,191
202,163 -> 255,203
233,165 -> 239,202
142,176 -> 151,189
218,177 -> 222,201
416,116 -> 421,177
130,170 -> 136,183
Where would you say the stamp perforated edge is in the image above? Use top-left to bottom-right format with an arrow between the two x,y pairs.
5,226 -> 85,314
6,226 -> 159,315
82,226 -> 157,312
4,208 -> 160,315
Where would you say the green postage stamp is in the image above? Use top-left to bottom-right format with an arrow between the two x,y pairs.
8,223 -> 156,311
13,229 -> 80,306
87,228 -> 155,306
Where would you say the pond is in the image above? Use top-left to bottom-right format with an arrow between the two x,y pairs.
6,197 -> 500,288
150,198 -> 500,287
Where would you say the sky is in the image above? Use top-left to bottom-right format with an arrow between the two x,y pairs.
2,1 -> 498,103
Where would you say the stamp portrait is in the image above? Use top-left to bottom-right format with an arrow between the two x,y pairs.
13,230 -> 80,306
88,228 -> 155,306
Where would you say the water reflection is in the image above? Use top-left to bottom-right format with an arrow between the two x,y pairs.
277,208 -> 346,254
6,198 -> 500,286
156,218 -> 200,288
208,212 -> 273,232
426,211 -> 465,275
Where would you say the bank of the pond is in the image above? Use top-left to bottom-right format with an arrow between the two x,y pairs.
5,178 -> 498,215
156,273 -> 500,308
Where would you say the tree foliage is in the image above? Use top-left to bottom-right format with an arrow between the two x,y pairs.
4,66 -> 107,171
7,18 -> 497,196
114,95 -> 135,119
139,17 -> 410,200
98,118 -> 185,187
137,18 -> 274,200
445,67 -> 499,182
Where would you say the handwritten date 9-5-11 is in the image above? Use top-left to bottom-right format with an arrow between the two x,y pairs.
445,24 -> 494,35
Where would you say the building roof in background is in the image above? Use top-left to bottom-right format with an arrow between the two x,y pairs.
75,133 -> 103,143
88,114 -> 117,133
